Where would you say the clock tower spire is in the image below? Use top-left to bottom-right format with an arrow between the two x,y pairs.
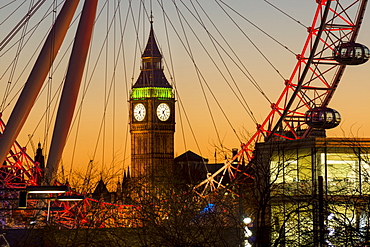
129,23 -> 175,194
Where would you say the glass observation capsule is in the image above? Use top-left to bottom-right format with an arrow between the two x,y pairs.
333,42 -> 370,65
305,107 -> 341,129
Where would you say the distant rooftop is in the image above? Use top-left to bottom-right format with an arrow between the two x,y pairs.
174,150 -> 209,163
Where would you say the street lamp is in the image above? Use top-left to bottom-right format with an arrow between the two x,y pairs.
26,185 -> 69,194
57,195 -> 84,201
18,186 -> 84,222
243,216 -> 252,224
19,185 -> 69,221
242,216 -> 253,247
18,185 -> 69,209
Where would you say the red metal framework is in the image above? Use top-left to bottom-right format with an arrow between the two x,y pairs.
0,0 -> 367,225
53,196 -> 138,229
195,0 -> 369,196
0,117 -> 41,189
0,116 -> 138,228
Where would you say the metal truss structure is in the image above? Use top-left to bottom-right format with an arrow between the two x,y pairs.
0,117 -> 41,189
0,116 -> 138,228
194,0 -> 369,196
0,0 -> 368,228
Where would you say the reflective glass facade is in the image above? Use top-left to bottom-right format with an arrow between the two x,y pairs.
256,138 -> 370,246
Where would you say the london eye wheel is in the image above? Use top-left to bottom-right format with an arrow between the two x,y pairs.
194,0 -> 370,196
0,0 -> 369,227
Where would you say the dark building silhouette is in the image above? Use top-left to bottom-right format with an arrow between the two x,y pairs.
34,142 -> 45,185
92,178 -> 110,201
174,150 -> 209,186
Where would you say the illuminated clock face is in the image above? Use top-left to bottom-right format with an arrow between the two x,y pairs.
133,103 -> 146,121
156,103 -> 170,121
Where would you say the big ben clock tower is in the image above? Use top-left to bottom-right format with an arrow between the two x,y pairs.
129,23 -> 175,192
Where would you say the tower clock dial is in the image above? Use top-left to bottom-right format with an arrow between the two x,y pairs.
156,103 -> 170,121
133,103 -> 146,121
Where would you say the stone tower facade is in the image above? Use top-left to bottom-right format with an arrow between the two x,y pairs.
129,24 -> 175,192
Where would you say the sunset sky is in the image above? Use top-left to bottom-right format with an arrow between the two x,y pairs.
0,0 -> 369,182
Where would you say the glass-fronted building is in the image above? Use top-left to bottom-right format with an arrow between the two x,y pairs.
254,137 -> 370,246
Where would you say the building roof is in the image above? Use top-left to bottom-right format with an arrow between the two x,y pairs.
132,24 -> 171,89
174,150 -> 209,163
92,178 -> 109,196
133,70 -> 171,88
142,26 -> 162,58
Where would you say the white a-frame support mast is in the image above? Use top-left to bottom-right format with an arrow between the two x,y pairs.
45,0 -> 98,185
0,0 -> 81,170
0,0 -> 98,186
